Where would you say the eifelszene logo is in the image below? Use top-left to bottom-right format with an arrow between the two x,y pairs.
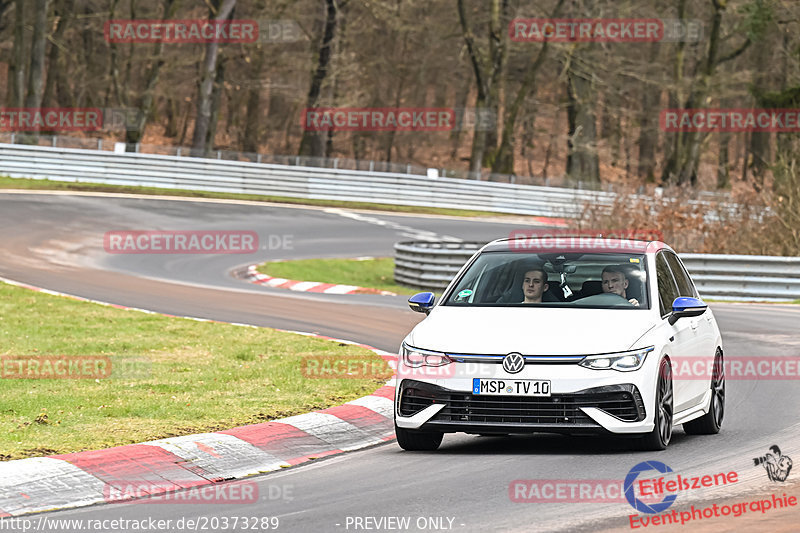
753,445 -> 793,482
625,461 -> 677,514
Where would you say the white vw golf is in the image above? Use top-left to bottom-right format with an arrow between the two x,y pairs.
394,237 -> 725,451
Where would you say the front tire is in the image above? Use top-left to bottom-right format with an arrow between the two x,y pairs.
683,351 -> 724,435
395,423 -> 443,451
636,358 -> 673,451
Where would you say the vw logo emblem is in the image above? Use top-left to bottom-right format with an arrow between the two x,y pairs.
503,352 -> 525,374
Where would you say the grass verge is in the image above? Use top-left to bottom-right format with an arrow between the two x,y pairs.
257,257 -> 422,296
0,175 -> 507,218
0,281 -> 390,460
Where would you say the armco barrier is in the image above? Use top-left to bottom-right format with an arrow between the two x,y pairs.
393,242 -> 483,291
0,143 -> 613,218
680,254 -> 800,301
394,242 -> 800,301
0,143 -> 741,221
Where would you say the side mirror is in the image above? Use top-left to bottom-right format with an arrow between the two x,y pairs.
408,292 -> 435,314
668,296 -> 707,325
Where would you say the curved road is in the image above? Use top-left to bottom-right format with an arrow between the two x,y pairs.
0,191 -> 798,533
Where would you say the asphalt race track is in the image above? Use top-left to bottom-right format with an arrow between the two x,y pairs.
1,191 -> 798,533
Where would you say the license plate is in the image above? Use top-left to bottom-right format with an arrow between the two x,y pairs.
472,378 -> 551,397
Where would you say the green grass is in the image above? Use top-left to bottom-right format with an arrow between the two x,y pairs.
0,281 -> 391,460
0,175 -> 508,218
259,257 -> 422,296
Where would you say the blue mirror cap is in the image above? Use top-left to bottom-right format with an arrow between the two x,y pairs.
672,296 -> 707,313
408,292 -> 435,308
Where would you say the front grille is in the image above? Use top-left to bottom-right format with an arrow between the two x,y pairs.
399,380 -> 645,425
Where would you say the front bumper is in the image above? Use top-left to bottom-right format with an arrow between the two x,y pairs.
395,379 -> 651,435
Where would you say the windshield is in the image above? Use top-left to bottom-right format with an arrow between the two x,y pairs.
444,252 -> 649,309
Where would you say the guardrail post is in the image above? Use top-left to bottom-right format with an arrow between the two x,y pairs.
333,158 -> 338,169
369,160 -> 374,172
257,153 -> 262,163
97,139 -> 102,150
176,147 -> 182,157
52,136 -> 57,147
10,133 -> 14,144
295,156 -> 300,166
217,151 -> 222,159
407,164 -> 411,174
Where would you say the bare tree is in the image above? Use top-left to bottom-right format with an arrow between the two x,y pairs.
457,0 -> 509,177
7,0 -> 25,108
125,0 -> 181,149
191,0 -> 238,155
298,0 -> 344,157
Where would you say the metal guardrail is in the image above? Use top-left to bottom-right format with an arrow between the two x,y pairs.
0,142 -> 743,222
394,242 -> 800,301
394,242 -> 483,291
0,142 -> 620,218
0,132 -> 595,188
681,254 -> 800,301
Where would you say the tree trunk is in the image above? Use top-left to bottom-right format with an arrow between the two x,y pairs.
457,0 -> 489,178
482,0 -> 509,169
165,97 -> 179,137
8,0 -> 25,108
298,0 -> 339,157
42,0 -> 74,109
25,0 -> 49,110
20,0 -> 49,143
241,51 -> 264,153
661,0 -> 752,185
491,0 -> 563,177
637,44 -> 660,183
204,59 -> 226,153
565,47 -> 600,185
191,0 -> 237,155
717,131 -> 731,189
491,38 -> 553,176
125,0 -> 180,149
449,75 -> 472,160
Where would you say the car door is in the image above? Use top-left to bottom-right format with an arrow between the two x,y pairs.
665,251 -> 717,401
655,251 -> 703,412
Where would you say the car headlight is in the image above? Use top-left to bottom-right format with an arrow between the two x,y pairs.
578,347 -> 654,372
401,343 -> 452,368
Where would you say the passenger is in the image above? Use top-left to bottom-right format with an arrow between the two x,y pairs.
522,267 -> 549,304
601,265 -> 639,306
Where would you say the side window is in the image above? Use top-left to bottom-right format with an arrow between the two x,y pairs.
656,253 -> 680,317
664,251 -> 697,298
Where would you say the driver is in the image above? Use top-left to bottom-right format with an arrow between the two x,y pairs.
522,266 -> 549,304
601,265 -> 639,307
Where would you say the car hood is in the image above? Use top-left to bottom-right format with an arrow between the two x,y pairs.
406,306 -> 656,355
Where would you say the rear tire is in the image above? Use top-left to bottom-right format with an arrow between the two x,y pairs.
636,358 -> 673,451
683,351 -> 724,435
395,423 -> 443,451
